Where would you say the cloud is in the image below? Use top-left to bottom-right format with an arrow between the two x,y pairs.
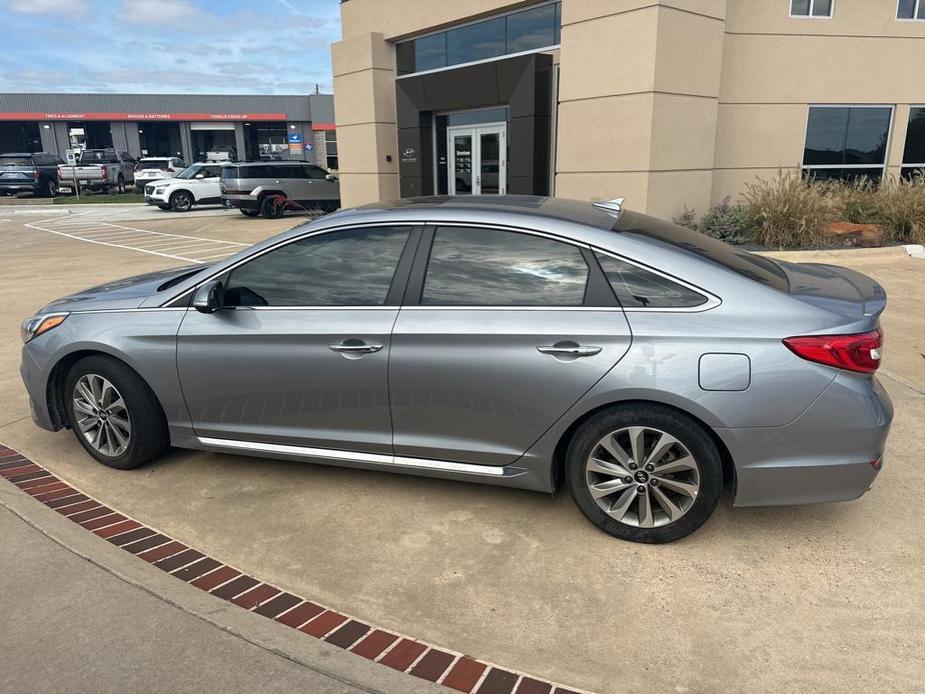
6,0 -> 88,17
117,0 -> 205,25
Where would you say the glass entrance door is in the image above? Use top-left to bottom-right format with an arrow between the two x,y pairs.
447,123 -> 506,195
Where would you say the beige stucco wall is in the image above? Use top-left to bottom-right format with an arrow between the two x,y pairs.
334,0 -> 925,216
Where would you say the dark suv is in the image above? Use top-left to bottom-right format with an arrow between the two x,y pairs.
0,152 -> 62,197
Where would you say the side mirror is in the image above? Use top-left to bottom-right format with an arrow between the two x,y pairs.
325,174 -> 338,182
192,280 -> 224,313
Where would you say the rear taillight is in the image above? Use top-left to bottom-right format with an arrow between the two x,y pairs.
783,329 -> 882,374
166,167 -> 175,172
32,168 -> 39,179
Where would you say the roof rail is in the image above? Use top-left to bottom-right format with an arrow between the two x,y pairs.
591,197 -> 625,215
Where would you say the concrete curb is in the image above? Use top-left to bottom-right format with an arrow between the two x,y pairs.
757,245 -> 918,261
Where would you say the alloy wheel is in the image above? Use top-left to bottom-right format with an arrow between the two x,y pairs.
585,426 -> 700,528
72,374 -> 132,457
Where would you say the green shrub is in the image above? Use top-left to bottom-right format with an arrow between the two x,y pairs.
741,170 -> 836,249
674,206 -> 698,231
698,197 -> 752,245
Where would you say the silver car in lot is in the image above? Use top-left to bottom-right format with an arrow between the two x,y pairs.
220,161 -> 340,218
19,196 -> 892,543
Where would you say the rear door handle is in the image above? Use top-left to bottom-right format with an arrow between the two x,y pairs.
329,343 -> 383,354
537,345 -> 602,357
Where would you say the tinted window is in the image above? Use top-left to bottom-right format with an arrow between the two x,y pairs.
596,253 -> 706,309
279,166 -> 306,179
903,107 -> 925,165
415,32 -> 447,72
803,107 -> 892,166
615,214 -> 790,293
422,227 -> 588,306
897,0 -> 920,18
303,164 -> 328,180
446,17 -> 506,65
507,3 -> 557,52
79,150 -> 118,164
224,227 -> 410,307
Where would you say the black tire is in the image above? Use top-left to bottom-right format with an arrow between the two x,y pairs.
260,195 -> 285,219
46,179 -> 57,198
565,403 -> 723,544
64,355 -> 169,470
169,190 -> 193,212
239,209 -> 260,217
116,175 -> 126,194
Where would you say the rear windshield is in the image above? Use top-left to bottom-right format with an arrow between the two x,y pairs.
0,156 -> 31,166
78,150 -> 119,164
138,159 -> 170,169
616,213 -> 790,293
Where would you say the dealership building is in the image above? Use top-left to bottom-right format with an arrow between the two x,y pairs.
0,92 -> 338,169
333,0 -> 925,217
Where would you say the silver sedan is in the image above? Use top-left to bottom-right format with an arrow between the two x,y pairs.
19,196 -> 892,543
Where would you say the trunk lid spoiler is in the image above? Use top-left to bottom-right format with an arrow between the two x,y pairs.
777,260 -> 887,321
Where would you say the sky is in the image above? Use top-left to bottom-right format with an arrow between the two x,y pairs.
0,0 -> 342,94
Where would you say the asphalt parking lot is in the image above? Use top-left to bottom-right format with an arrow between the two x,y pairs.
1,205 -> 924,693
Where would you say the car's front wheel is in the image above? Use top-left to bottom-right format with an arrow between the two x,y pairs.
566,404 -> 723,544
64,355 -> 169,470
170,190 -> 193,212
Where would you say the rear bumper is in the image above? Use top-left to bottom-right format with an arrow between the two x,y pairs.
720,373 -> 892,507
0,182 -> 40,194
223,195 -> 259,211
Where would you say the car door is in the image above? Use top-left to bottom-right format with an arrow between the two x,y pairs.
389,225 -> 633,466
300,164 -> 339,206
194,164 -> 222,203
177,224 -> 419,453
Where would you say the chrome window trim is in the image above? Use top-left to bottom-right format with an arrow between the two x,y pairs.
196,436 -> 512,477
160,221 -> 428,308
592,248 -> 722,313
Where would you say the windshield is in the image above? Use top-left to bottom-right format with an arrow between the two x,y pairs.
175,165 -> 202,179
78,150 -> 118,164
0,156 -> 31,166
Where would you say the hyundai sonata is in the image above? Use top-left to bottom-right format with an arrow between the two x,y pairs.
20,196 -> 892,543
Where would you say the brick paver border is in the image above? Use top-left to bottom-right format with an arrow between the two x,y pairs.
0,445 -> 587,694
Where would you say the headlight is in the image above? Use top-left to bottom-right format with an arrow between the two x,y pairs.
154,186 -> 167,194
21,313 -> 68,344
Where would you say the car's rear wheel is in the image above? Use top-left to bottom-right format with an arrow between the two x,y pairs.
239,209 -> 260,217
64,355 -> 169,470
566,404 -> 723,543
260,195 -> 285,218
170,190 -> 193,212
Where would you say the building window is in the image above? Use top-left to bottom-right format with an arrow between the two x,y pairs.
897,0 -> 925,20
902,108 -> 925,180
396,1 -> 561,76
324,130 -> 338,171
790,0 -> 834,18
802,106 -> 893,183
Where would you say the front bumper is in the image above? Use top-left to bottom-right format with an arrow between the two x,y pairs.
720,373 -> 893,507
20,346 -> 55,431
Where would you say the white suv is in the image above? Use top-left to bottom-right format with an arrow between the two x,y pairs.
133,157 -> 185,192
144,163 -> 222,212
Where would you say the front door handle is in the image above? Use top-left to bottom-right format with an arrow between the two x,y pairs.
537,345 -> 602,357
329,342 -> 383,355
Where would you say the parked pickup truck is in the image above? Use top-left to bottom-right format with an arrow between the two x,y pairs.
58,149 -> 136,193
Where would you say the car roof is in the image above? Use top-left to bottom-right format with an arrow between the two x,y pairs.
329,195 -> 625,232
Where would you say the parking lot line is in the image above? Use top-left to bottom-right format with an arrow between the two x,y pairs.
23,214 -> 250,264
